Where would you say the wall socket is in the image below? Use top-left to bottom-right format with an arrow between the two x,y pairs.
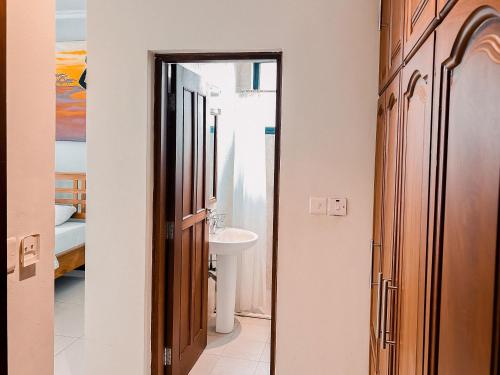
328,198 -> 347,216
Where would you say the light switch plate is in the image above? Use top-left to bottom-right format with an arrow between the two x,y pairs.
328,198 -> 347,216
310,197 -> 327,215
7,237 -> 17,274
20,234 -> 40,267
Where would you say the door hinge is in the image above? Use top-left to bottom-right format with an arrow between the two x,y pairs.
166,222 -> 174,240
164,347 -> 172,366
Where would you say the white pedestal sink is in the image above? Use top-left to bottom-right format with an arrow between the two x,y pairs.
209,227 -> 258,333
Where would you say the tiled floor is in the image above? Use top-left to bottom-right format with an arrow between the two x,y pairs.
53,274 -> 271,375
189,316 -> 271,375
54,274 -> 85,375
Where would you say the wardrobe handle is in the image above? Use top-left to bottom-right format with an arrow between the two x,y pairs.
369,240 -> 382,286
381,279 -> 397,349
375,272 -> 383,339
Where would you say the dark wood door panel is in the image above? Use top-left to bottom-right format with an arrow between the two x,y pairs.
380,0 -> 404,91
378,73 -> 401,375
369,95 -> 387,374
430,3 -> 500,374
397,33 -> 434,375
380,0 -> 391,88
169,64 -> 209,375
389,0 -> 404,79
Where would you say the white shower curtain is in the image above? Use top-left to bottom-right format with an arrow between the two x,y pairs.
232,94 -> 268,314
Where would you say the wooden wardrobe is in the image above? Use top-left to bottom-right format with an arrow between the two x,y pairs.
369,1 -> 500,374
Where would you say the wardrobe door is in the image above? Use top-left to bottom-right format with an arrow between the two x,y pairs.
379,73 -> 401,375
380,0 -> 404,90
431,2 -> 500,374
369,94 -> 387,375
404,0 -> 436,57
388,0 -> 405,83
396,34 -> 434,375
380,0 -> 391,89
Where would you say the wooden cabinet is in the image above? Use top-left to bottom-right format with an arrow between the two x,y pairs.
369,95 -> 386,375
370,1 -> 500,374
379,0 -> 404,90
429,1 -> 500,373
396,34 -> 434,375
403,0 -> 436,57
369,74 -> 401,375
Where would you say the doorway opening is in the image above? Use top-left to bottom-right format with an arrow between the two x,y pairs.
152,52 -> 282,375
53,0 -> 87,372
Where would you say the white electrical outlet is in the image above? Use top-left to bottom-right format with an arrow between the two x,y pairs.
328,198 -> 347,216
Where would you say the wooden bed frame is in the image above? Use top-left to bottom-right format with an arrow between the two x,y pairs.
54,172 -> 86,279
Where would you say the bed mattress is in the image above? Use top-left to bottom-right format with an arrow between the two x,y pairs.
55,221 -> 86,256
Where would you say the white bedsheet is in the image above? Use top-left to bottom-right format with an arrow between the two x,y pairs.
54,221 -> 86,269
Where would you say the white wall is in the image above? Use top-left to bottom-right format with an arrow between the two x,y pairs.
87,0 -> 379,373
56,0 -> 86,42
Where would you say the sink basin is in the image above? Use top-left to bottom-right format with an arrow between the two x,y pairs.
209,227 -> 258,255
208,227 -> 258,333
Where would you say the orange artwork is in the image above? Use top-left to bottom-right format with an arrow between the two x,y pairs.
56,42 -> 86,142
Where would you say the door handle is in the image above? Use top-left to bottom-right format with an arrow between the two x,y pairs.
380,279 -> 397,349
370,240 -> 382,286
375,272 -> 383,340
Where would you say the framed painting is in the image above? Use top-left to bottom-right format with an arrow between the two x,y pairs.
56,41 -> 86,142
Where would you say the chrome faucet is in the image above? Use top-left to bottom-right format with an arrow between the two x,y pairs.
207,209 -> 225,234
207,208 -> 219,234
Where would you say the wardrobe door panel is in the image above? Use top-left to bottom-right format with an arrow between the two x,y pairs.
380,0 -> 404,90
404,0 -> 437,57
431,2 -> 500,374
397,34 -> 434,375
380,0 -> 391,89
369,94 -> 387,375
389,0 -> 404,82
379,73 -> 401,375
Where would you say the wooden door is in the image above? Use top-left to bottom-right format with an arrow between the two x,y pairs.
389,0 -> 404,80
430,2 -> 500,374
380,0 -> 391,89
404,0 -> 436,58
165,64 -> 209,375
396,34 -> 434,375
378,73 -> 401,375
369,94 -> 387,374
380,0 -> 404,91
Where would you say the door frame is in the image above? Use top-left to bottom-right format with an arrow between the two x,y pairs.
151,51 -> 283,375
1,0 -> 7,372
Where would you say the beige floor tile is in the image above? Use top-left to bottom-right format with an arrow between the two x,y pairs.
55,276 -> 85,305
54,302 -> 84,338
210,357 -> 258,375
259,343 -> 270,363
255,361 -> 270,375
220,336 -> 266,361
189,353 -> 220,375
54,335 -> 78,355
54,338 -> 85,375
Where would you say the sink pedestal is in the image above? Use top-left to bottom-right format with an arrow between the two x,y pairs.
209,227 -> 258,334
215,254 -> 238,333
